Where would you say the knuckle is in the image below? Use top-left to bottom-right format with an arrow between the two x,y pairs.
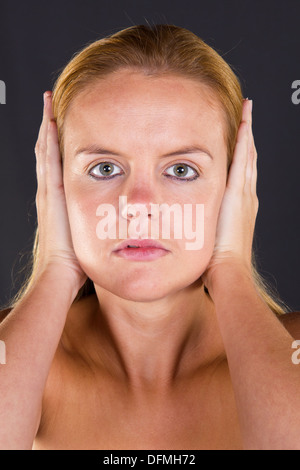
35,187 -> 41,202
35,197 -> 40,211
35,182 -> 46,202
35,141 -> 46,156
36,161 -> 44,178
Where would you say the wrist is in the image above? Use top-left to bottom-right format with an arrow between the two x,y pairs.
32,263 -> 86,302
204,260 -> 254,301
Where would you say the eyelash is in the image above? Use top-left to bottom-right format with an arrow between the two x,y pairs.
88,162 -> 200,182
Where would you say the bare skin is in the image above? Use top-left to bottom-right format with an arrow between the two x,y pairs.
32,295 -> 300,450
1,71 -> 300,450
33,292 -> 241,450
2,299 -> 298,450
32,73 -> 239,449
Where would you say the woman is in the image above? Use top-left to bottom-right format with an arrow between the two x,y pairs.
0,24 -> 299,450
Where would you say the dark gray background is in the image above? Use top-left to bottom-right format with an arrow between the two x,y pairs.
0,0 -> 299,310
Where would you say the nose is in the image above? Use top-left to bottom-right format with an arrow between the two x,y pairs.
120,197 -> 160,221
119,182 -> 160,221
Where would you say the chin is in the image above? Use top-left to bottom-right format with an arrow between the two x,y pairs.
76,242 -> 213,301
89,269 -> 173,302
86,263 -> 207,303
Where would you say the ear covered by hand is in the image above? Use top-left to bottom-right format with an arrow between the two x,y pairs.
201,99 -> 259,293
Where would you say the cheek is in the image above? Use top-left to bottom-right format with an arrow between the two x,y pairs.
203,197 -> 222,248
160,179 -> 225,280
189,181 -> 225,263
191,209 -> 219,266
64,185 -> 105,270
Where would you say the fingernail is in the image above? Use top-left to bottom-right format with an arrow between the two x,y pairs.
249,99 -> 253,112
43,91 -> 51,103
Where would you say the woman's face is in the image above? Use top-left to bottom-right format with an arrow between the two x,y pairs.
63,69 -> 228,301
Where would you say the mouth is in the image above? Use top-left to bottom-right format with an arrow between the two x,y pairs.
114,239 -> 167,251
113,239 -> 170,261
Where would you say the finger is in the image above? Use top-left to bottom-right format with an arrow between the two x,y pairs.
35,95 -> 48,200
36,91 -> 53,150
245,100 -> 254,187
45,92 -> 55,120
35,92 -> 54,196
46,119 -> 64,192
226,103 -> 250,192
244,101 -> 258,196
251,129 -> 258,196
247,100 -> 253,158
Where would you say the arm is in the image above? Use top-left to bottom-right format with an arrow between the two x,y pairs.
209,262 -> 300,450
202,99 -> 300,450
0,267 -> 79,450
0,91 -> 86,449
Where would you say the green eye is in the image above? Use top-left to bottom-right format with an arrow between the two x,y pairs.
88,161 -> 200,182
165,163 -> 199,181
99,163 -> 114,176
89,162 -> 123,179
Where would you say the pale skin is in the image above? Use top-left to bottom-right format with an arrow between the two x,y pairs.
0,70 -> 300,450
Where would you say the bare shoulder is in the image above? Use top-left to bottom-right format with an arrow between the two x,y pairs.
278,311 -> 300,339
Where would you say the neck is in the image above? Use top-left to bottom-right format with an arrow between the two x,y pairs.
90,280 -> 225,391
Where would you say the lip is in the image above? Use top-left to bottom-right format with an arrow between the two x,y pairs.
113,239 -> 170,261
114,239 -> 168,251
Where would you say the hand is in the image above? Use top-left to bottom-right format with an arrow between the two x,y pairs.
201,99 -> 259,293
34,91 -> 87,289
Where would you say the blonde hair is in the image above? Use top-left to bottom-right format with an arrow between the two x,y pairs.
8,24 -> 290,314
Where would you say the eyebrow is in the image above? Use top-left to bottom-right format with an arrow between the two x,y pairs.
74,144 -> 213,160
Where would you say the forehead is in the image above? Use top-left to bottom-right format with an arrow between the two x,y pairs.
64,70 -> 227,157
